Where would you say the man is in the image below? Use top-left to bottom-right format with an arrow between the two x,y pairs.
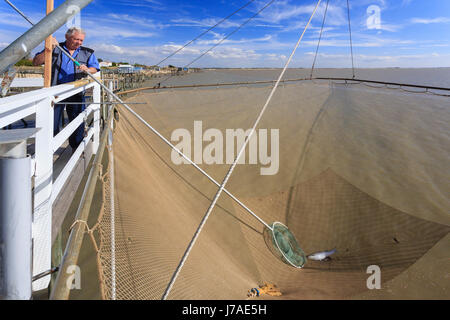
33,27 -> 100,151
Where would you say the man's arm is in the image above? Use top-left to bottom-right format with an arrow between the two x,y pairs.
32,51 -> 45,66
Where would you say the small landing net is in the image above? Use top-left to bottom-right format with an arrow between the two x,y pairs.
263,222 -> 307,268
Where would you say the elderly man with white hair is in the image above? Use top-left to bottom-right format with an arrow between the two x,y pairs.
33,27 -> 100,151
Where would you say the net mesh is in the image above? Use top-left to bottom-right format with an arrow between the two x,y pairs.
94,80 -> 449,300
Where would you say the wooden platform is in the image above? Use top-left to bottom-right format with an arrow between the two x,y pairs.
51,140 -> 94,244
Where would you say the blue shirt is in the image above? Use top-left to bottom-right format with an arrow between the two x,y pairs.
35,43 -> 100,84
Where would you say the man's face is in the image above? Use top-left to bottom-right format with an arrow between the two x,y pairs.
65,32 -> 85,50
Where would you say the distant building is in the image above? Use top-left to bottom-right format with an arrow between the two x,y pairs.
99,61 -> 112,68
118,64 -> 134,73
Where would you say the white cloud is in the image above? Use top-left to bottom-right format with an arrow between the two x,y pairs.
257,1 -> 346,26
169,18 -> 240,29
160,44 -> 201,56
376,23 -> 403,32
81,19 -> 157,39
0,12 -> 42,29
401,0 -> 413,6
410,17 -> 450,24
115,0 -> 164,10
106,14 -> 161,29
301,51 -> 450,68
196,35 -> 272,46
206,47 -> 261,60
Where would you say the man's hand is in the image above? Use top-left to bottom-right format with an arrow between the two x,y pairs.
77,64 -> 90,73
49,36 -> 58,50
77,64 -> 97,74
33,36 -> 58,66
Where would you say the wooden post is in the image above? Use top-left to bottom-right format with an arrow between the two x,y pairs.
44,0 -> 54,87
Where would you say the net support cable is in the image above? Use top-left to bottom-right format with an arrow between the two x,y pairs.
161,0 -> 324,300
310,0 -> 330,79
155,0 -> 257,67
346,0 -> 355,78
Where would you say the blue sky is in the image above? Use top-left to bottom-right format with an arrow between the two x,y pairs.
1,0 -> 450,67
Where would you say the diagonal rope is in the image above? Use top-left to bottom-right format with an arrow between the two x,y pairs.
157,0 -> 276,86
346,0 -> 355,78
161,0 -> 324,301
155,0 -> 257,67
310,0 -> 330,79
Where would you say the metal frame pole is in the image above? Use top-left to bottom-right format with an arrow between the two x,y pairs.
0,130 -> 37,299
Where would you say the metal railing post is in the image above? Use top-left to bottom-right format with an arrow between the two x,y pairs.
92,75 -> 101,154
0,129 -> 37,299
32,96 -> 54,291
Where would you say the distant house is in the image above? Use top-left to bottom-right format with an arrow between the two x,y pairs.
99,61 -> 112,68
118,64 -> 134,73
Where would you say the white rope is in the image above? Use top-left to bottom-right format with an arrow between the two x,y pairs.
161,0 -> 323,300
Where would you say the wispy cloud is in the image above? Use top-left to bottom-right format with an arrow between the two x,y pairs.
302,51 -> 450,67
0,12 -> 42,29
107,13 -> 162,29
115,0 -> 165,10
256,1 -> 346,26
410,17 -> 450,24
401,0 -> 413,7
169,18 -> 240,29
196,35 -> 273,46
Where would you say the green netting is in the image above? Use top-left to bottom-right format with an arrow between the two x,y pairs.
263,222 -> 307,268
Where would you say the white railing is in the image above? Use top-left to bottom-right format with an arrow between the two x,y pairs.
0,73 -> 102,291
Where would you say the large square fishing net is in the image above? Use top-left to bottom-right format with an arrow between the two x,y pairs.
95,80 -> 449,299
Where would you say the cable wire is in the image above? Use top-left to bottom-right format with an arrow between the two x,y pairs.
161,0 -> 324,301
155,0 -> 257,67
346,0 -> 355,79
310,0 -> 330,79
157,0 -> 276,86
